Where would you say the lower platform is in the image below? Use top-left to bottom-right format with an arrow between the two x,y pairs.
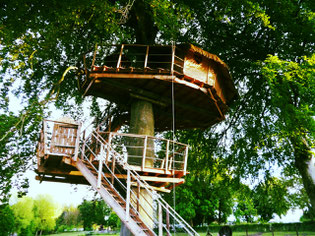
36,155 -> 186,193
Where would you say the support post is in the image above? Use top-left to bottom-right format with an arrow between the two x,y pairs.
166,205 -> 170,236
43,120 -> 47,155
142,136 -> 148,170
165,140 -> 169,171
158,203 -> 163,236
106,133 -> 112,164
81,140 -> 86,161
117,44 -> 125,69
183,145 -> 189,175
97,144 -> 103,189
171,45 -> 175,74
137,180 -> 140,214
126,169 -> 131,222
111,153 -> 116,185
73,123 -> 81,161
144,45 -> 149,68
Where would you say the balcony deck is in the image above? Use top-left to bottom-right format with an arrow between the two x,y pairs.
80,44 -> 238,131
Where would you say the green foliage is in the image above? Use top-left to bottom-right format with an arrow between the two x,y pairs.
233,185 -> 257,223
33,194 -> 61,233
0,204 -> 15,236
78,198 -> 112,230
253,177 -> 291,222
12,195 -> 61,235
107,212 -> 121,230
261,54 -> 315,143
56,205 -> 81,231
200,221 -> 315,232
165,129 -> 235,226
12,197 -> 35,234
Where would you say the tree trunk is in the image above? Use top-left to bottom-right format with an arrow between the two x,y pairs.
292,136 -> 315,213
120,1 -> 157,234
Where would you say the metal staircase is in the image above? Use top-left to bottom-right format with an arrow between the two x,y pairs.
77,130 -> 199,236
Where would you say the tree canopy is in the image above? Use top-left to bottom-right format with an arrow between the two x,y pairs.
0,0 -> 314,222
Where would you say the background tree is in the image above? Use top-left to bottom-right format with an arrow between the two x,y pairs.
107,212 -> 121,230
0,204 -> 15,236
55,205 -> 81,232
233,184 -> 257,223
78,198 -> 112,230
33,194 -> 61,235
165,130 -> 235,226
12,197 -> 35,235
1,0 -> 314,219
252,177 -> 291,222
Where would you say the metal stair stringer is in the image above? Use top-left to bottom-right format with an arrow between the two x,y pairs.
76,158 -> 149,236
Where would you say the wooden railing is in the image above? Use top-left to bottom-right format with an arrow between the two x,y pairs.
85,44 -> 185,76
37,119 -> 81,161
97,132 -> 189,174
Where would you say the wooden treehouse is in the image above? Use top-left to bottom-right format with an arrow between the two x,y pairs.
36,43 -> 238,236
81,43 -> 238,130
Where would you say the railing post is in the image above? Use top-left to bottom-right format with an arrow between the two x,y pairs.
97,144 -> 104,189
117,44 -> 124,69
111,153 -> 116,185
159,203 -> 163,236
142,136 -> 148,170
171,45 -> 175,74
126,169 -> 131,222
144,45 -> 149,68
166,205 -> 170,236
43,120 -> 47,155
165,140 -> 169,171
137,179 -> 140,214
184,145 -> 189,175
106,133 -> 112,164
73,123 -> 81,161
81,130 -> 86,160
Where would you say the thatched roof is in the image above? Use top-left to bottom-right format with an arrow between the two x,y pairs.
178,43 -> 229,70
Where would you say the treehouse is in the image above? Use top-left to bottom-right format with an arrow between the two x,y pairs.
81,43 -> 238,131
35,43 -> 238,235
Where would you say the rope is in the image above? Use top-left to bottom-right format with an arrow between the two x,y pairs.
171,40 -> 176,234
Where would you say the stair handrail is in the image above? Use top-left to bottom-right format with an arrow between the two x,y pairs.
80,132 -> 157,235
93,131 -> 199,236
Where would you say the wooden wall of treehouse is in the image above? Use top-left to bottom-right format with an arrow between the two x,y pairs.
183,50 -> 229,105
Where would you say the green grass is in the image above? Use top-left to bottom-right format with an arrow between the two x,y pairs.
46,232 -> 121,236
46,231 -> 315,236
175,232 -> 315,236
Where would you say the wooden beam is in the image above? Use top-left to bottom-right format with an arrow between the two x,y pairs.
130,182 -> 171,193
92,79 -> 214,117
130,93 -> 167,107
35,175 -> 89,185
139,176 -> 185,184
90,73 -> 174,80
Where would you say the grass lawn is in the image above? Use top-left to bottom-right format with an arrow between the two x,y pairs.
47,231 -> 315,236
46,233 -> 120,236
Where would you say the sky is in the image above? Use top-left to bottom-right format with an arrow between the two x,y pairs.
26,170 -> 95,207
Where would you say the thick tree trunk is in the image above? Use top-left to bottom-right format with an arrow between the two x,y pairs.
120,100 -> 155,235
292,136 -> 315,213
120,1 -> 157,234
